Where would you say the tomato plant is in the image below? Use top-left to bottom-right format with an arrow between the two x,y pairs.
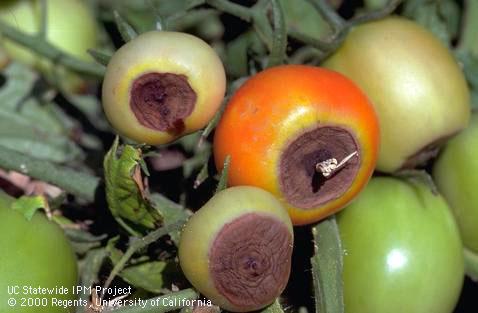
337,177 -> 464,313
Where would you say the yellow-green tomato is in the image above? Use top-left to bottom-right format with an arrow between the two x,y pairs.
434,113 -> 478,253
324,17 -> 470,173
0,0 -> 98,92
0,201 -> 78,313
337,177 -> 464,313
102,31 -> 226,145
178,186 -> 293,312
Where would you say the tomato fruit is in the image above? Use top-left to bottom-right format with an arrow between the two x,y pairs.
337,177 -> 464,313
102,30 -> 226,145
324,17 -> 470,173
433,113 -> 478,254
0,198 -> 78,313
214,65 -> 379,225
179,186 -> 293,312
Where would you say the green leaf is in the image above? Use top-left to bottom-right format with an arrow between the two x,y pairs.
76,248 -> 108,313
104,137 -> 163,234
279,0 -> 330,39
465,248 -> 478,281
150,193 -> 191,245
215,155 -> 231,194
109,246 -> 179,293
0,63 -> 84,163
87,49 -> 112,66
311,216 -> 344,313
113,10 -> 138,42
11,195 -> 48,221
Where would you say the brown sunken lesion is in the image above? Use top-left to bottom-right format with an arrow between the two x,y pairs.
209,213 -> 293,311
279,126 -> 361,210
130,72 -> 197,134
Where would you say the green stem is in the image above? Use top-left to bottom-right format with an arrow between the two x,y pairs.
0,21 -> 104,78
348,0 -> 401,27
38,0 -> 47,39
288,29 -> 335,52
267,0 -> 287,67
112,289 -> 199,313
458,0 -> 478,56
206,0 -> 252,22
0,147 -> 99,202
307,0 -> 345,32
464,248 -> 478,281
103,220 -> 187,292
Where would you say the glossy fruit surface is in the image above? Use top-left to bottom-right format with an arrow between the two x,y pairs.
102,30 -> 226,145
434,113 -> 478,253
179,186 -> 293,312
0,0 -> 98,92
337,177 -> 464,313
324,16 -> 470,173
0,199 -> 78,313
214,65 -> 379,225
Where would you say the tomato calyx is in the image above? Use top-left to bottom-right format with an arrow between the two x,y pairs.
279,125 -> 360,209
130,72 -> 197,134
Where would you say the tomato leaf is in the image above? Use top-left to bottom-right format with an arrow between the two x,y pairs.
113,10 -> 138,42
104,137 -> 163,235
11,195 -> 48,221
215,155 -> 231,194
311,216 -> 344,313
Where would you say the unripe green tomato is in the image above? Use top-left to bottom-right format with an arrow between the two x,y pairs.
323,17 -> 470,173
0,201 -> 78,313
0,0 -> 98,92
433,113 -> 478,253
337,177 -> 464,313
102,31 -> 226,145
178,186 -> 293,312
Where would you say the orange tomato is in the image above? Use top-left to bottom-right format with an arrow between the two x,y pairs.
214,65 -> 379,225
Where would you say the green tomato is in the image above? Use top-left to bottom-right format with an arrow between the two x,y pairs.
433,113 -> 478,253
0,0 -> 98,92
337,177 -> 464,313
0,198 -> 78,313
323,17 -> 470,173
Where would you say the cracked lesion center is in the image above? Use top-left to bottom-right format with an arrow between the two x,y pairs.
209,213 -> 293,311
279,126 -> 361,209
130,72 -> 197,134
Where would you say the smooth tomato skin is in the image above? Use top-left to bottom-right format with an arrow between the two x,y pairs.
0,204 -> 78,313
324,16 -> 470,173
433,113 -> 478,253
337,177 -> 464,313
214,65 -> 379,225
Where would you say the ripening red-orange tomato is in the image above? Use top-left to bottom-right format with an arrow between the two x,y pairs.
214,65 -> 380,225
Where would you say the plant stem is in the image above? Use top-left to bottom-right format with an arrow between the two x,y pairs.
348,0 -> 402,26
206,0 -> 252,22
112,289 -> 199,313
0,21 -> 104,78
307,0 -> 345,32
0,147 -> 100,202
267,0 -> 287,67
103,220 -> 187,292
458,0 -> 478,56
465,248 -> 478,282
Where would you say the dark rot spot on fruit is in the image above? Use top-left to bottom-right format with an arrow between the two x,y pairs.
279,126 -> 360,209
401,133 -> 456,170
130,73 -> 196,133
209,213 -> 292,311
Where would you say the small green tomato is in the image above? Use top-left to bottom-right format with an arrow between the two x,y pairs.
178,186 -> 293,312
101,31 -> 226,145
0,197 -> 78,313
433,113 -> 478,253
337,177 -> 464,313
